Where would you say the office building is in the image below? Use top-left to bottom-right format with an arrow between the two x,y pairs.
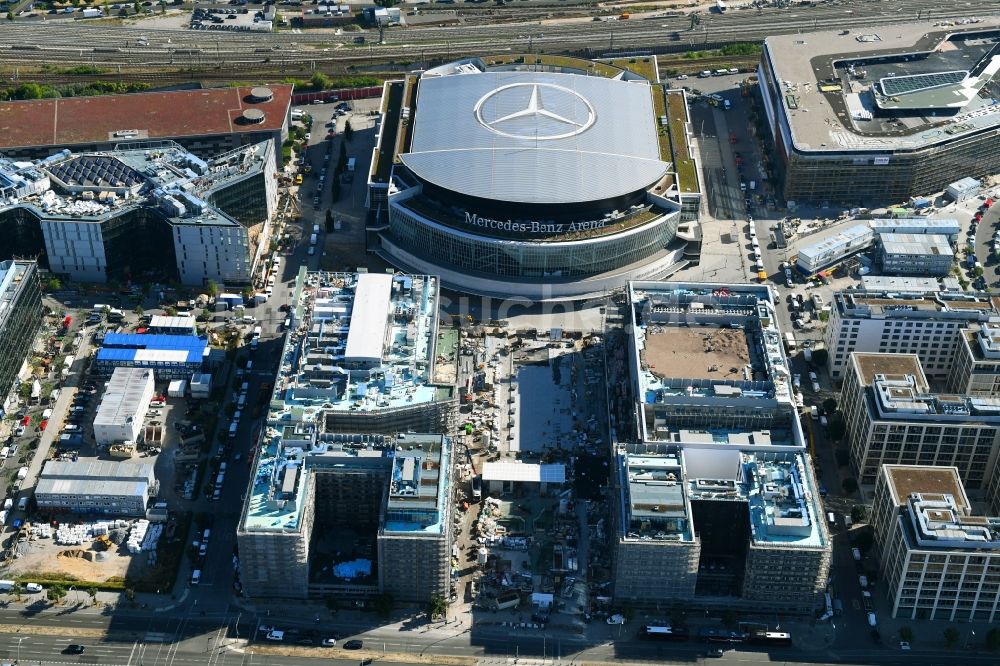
841,353 -> 1000,489
947,323 -> 1000,397
759,20 -> 1000,204
0,86 -> 291,160
0,260 -> 42,412
369,55 -> 700,300
611,281 -> 830,614
237,271 -> 457,601
93,368 -> 156,446
94,333 -> 207,380
877,233 -> 954,276
35,460 -> 157,516
824,289 -> 1000,379
0,141 -> 278,287
872,464 -> 1000,621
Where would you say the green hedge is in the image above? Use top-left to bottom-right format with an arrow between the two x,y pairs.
14,573 -> 125,592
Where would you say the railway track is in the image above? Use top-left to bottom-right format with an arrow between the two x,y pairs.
0,0 -> 995,71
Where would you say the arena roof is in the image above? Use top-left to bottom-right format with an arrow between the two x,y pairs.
401,71 -> 669,205
0,85 -> 292,151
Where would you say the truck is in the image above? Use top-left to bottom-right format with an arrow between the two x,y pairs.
0,580 -> 15,592
784,332 -> 797,353
81,8 -> 103,18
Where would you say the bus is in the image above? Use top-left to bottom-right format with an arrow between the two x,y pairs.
716,0 -> 727,13
641,625 -> 689,642
750,631 -> 793,646
699,628 -> 748,644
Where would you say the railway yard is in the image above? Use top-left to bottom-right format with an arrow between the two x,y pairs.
1,0 -> 993,83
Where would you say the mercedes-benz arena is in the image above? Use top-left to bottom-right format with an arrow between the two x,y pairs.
367,56 -> 697,301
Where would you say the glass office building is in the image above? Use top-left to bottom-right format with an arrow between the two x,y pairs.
0,260 -> 43,410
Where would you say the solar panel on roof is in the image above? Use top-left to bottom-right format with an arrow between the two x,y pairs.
881,70 -> 967,97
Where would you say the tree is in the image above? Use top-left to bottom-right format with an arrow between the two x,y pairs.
325,209 -> 335,232
851,504 -> 867,523
133,1 -> 139,12
198,308 -> 211,323
45,277 -> 62,291
826,418 -> 846,442
164,306 -> 178,317
810,348 -> 828,367
427,594 -> 447,620
47,584 -> 67,603
331,179 -> 341,202
310,72 -> 331,91
853,531 -> 874,554
338,140 -> 348,166
6,10 -> 14,20
835,448 -> 850,467
344,120 -> 354,142
18,382 -> 32,400
842,477 -> 858,494
241,286 -> 254,303
10,583 -> 23,601
943,627 -> 961,648
373,592 -> 394,619
974,266 -> 985,278
822,397 -> 838,414
87,588 -> 98,605
205,280 -> 219,298
899,626 -> 914,643
985,627 -> 1000,650
134,305 -> 144,316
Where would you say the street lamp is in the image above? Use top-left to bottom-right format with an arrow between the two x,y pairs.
15,636 -> 27,663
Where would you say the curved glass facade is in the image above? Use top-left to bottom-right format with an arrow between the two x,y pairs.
388,203 -> 680,280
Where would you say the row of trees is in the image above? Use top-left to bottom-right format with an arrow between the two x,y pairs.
898,625 -> 1000,650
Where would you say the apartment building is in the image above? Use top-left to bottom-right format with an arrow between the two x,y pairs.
872,464 -> 1000,622
237,272 -> 457,602
612,281 -> 830,614
824,290 -> 1000,380
841,353 -> 1000,489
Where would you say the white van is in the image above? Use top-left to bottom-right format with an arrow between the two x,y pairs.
228,422 -> 238,439
17,496 -> 29,511
266,630 -> 284,641
0,447 -> 9,460
191,569 -> 201,585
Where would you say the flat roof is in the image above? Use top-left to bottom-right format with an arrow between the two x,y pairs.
149,315 -> 197,330
0,85 -> 292,151
403,69 -> 668,204
343,273 -> 392,365
93,367 -> 153,428
481,462 -> 565,484
860,276 -> 942,292
835,290 -> 1000,317
763,19 -> 1000,152
97,333 -> 207,364
884,464 -> 967,508
879,233 -> 953,256
851,352 -> 926,387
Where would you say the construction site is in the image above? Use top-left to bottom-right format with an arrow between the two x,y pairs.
448,326 -> 614,630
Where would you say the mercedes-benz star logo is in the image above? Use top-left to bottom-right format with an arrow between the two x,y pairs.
474,82 -> 596,140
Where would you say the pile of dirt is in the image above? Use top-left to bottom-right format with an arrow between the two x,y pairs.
59,549 -> 96,562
